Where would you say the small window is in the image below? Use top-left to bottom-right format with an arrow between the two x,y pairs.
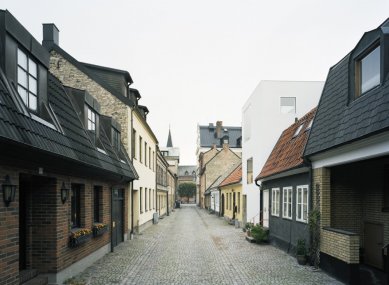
280,97 -> 296,114
247,158 -> 253,184
149,189 -> 151,211
17,48 -> 38,111
87,107 -> 96,131
132,129 -> 137,159
149,147 -> 151,169
112,128 -> 120,151
306,120 -> 313,130
282,187 -> 292,219
296,185 -> 309,223
271,188 -> 280,216
140,187 -> 143,213
145,187 -> 148,211
293,124 -> 304,137
71,184 -> 81,228
356,45 -> 380,97
139,137 -> 143,163
94,186 -> 102,223
145,142 -> 148,167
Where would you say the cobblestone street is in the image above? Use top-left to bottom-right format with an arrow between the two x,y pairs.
73,205 -> 342,285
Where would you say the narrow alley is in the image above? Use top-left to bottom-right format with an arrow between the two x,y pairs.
71,205 -> 341,285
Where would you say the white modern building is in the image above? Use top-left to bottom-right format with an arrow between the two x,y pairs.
242,81 -> 324,224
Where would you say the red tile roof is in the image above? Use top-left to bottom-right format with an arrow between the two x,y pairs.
256,108 -> 317,180
219,164 -> 242,187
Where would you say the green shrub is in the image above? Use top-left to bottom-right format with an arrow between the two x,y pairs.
250,224 -> 268,242
296,239 -> 307,256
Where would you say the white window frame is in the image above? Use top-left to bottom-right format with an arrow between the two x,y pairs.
282,187 -> 292,219
87,107 -> 96,131
17,48 -> 38,111
271,188 -> 280,217
296,185 -> 309,223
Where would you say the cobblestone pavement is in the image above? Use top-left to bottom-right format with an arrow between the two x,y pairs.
73,205 -> 343,285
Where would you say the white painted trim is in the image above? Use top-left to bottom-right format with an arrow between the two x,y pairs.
296,185 -> 309,223
258,167 -> 309,183
31,113 -> 57,130
271,188 -> 280,217
282,186 -> 293,219
311,132 -> 389,169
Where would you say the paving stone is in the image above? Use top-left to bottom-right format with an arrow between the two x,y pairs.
72,205 -> 343,285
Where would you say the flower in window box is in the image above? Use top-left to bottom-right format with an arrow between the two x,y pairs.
69,228 -> 92,248
92,223 -> 108,237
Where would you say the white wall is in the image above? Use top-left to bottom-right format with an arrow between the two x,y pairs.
210,190 -> 220,213
130,110 -> 157,227
242,81 -> 324,224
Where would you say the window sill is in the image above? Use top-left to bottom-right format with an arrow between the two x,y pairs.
296,219 -> 308,224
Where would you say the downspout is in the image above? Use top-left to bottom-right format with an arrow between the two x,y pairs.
304,157 -> 313,253
255,179 -> 261,225
130,107 -> 134,237
110,187 -> 114,252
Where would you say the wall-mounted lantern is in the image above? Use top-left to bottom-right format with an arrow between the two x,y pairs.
61,182 -> 69,204
2,175 -> 16,207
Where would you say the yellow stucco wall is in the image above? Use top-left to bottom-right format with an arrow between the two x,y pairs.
220,184 -> 243,223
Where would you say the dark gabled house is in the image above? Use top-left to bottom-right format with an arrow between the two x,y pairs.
303,19 -> 389,285
0,10 -> 137,285
255,108 -> 316,254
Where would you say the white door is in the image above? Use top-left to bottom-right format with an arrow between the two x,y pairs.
262,190 -> 269,228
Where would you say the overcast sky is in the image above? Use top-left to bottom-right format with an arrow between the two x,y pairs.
2,0 -> 389,164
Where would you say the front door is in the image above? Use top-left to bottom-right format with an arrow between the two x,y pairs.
262,190 -> 269,228
112,188 -> 124,248
364,222 -> 384,269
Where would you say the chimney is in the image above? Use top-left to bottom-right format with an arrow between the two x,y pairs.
216,121 -> 222,138
222,143 -> 229,151
42,23 -> 59,47
211,144 -> 217,150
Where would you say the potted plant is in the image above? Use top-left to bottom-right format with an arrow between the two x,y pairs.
250,224 -> 269,243
296,239 -> 307,265
243,222 -> 253,233
69,228 -> 92,248
92,223 -> 108,237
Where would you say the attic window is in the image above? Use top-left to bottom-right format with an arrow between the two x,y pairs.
356,45 -> 380,97
306,120 -> 313,131
87,107 -> 96,131
293,124 -> 304,137
112,127 -> 120,151
17,48 -> 38,111
280,97 -> 296,114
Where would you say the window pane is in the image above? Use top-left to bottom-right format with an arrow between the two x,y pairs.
18,86 -> 28,105
280,97 -> 296,114
29,76 -> 37,94
18,67 -> 28,88
29,93 -> 37,110
18,49 -> 27,69
28,58 -> 37,78
361,46 -> 380,93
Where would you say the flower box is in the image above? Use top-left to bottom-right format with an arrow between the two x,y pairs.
69,228 -> 92,248
93,223 -> 108,237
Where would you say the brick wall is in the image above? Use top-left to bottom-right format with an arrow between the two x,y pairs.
313,167 -> 331,227
321,229 -> 360,264
48,50 -> 130,150
0,164 -> 127,282
0,167 -> 19,285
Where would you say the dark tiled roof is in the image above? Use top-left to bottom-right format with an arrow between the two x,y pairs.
257,108 -> 316,180
219,164 -> 242,187
0,67 -> 137,181
304,22 -> 389,157
44,43 -> 135,107
178,165 -> 196,176
82,62 -> 133,99
199,124 -> 242,148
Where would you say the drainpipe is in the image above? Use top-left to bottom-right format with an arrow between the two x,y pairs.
303,157 -> 314,251
130,107 -> 134,237
255,179 -> 261,225
110,187 -> 114,252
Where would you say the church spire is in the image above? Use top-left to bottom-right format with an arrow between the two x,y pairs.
167,126 -> 173,147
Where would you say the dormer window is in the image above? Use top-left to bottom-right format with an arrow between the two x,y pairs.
112,128 -> 120,151
17,48 -> 38,111
306,119 -> 313,131
293,124 -> 304,138
356,45 -> 380,97
87,107 -> 96,132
